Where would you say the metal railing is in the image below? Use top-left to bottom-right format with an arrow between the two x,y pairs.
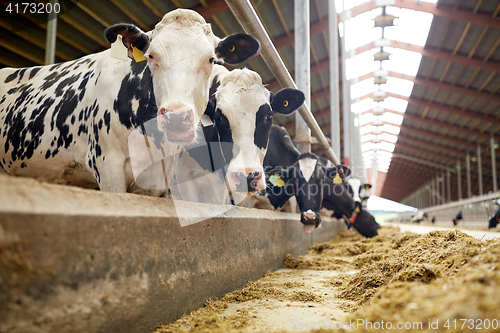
225,0 -> 340,165
417,191 -> 500,227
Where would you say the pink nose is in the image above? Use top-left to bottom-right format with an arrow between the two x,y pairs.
304,212 -> 316,220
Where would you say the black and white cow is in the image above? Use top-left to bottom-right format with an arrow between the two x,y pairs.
346,178 -> 372,210
452,211 -> 462,225
0,9 -> 258,195
263,126 -> 349,233
488,207 -> 500,229
173,67 -> 305,204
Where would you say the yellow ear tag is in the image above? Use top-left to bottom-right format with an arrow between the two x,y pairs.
229,45 -> 235,52
110,34 -> 128,61
333,173 -> 342,184
355,206 -> 360,213
283,100 -> 289,107
131,44 -> 147,62
365,185 -> 370,191
269,174 -> 285,187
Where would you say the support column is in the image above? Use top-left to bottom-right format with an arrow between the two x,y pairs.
44,0 -> 58,65
294,0 -> 311,154
457,159 -> 462,200
441,171 -> 446,204
446,169 -> 451,203
341,3 -> 351,166
329,0 -> 341,159
466,152 -> 471,198
430,177 -> 435,206
491,136 -> 497,192
477,144 -> 483,196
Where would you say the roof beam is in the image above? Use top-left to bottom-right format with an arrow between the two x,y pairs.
395,142 -> 456,165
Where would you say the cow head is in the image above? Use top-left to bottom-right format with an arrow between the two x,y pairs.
269,154 -> 349,233
105,9 -> 259,144
204,68 -> 304,194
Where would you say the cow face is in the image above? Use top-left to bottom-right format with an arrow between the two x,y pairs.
105,9 -> 259,144
205,69 -> 304,194
270,154 -> 349,233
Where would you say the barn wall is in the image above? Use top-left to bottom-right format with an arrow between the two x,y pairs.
0,174 -> 343,333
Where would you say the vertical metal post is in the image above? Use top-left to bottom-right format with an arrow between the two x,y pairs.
340,2 -> 351,166
295,0 -> 311,153
446,169 -> 451,203
477,144 -> 483,196
441,171 -> 446,204
430,177 -> 435,206
491,136 -> 497,192
329,0 -> 341,159
466,152 -> 471,198
457,159 -> 462,200
436,174 -> 441,205
371,152 -> 378,195
45,0 -> 58,65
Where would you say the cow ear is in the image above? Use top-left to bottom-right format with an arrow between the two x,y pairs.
363,183 -> 372,190
215,33 -> 260,64
270,88 -> 305,115
354,201 -> 363,212
326,164 -> 351,183
105,23 -> 150,59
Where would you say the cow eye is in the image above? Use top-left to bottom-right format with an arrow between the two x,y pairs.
266,112 -> 273,120
209,57 -> 215,64
148,54 -> 154,60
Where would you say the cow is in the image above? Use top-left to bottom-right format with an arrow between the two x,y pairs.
412,211 -> 428,223
488,207 -> 500,229
346,178 -> 372,210
452,211 -> 462,225
172,66 -> 305,205
0,9 -> 259,196
263,126 -> 349,233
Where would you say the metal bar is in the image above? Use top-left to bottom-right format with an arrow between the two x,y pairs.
329,0 -> 341,159
44,0 -> 58,65
442,171 -> 446,204
492,136 -> 497,192
224,0 -> 340,165
340,2 -> 351,166
457,159 -> 462,200
295,0 -> 311,154
477,144 -> 483,196
446,169 -> 451,203
466,151 -> 472,198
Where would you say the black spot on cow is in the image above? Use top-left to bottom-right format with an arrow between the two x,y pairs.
21,162 -> 26,168
40,70 -> 70,91
55,74 -> 81,97
45,150 -> 51,159
50,63 -> 64,71
209,75 -> 221,97
254,104 -> 273,149
71,115 -> 75,125
98,119 -> 103,130
29,67 -> 41,80
17,69 -> 27,83
103,110 -> 111,134
4,70 -> 18,83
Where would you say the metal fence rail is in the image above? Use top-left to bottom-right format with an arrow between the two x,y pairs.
418,191 -> 500,227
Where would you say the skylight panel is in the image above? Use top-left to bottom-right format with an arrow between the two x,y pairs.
379,141 -> 396,152
361,125 -> 375,135
351,78 -> 377,99
346,50 -> 381,79
380,77 -> 414,97
381,132 -> 398,143
384,9 -> 433,46
352,98 -> 377,114
360,113 -> 375,125
335,0 -> 371,13
377,150 -> 393,158
362,142 -> 373,152
381,112 -> 404,125
379,97 -> 409,112
381,48 -> 422,76
345,11 -> 382,51
382,124 -> 400,135
362,134 -> 375,142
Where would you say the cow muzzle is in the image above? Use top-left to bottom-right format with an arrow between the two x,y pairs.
158,105 -> 196,143
229,170 -> 264,193
301,210 -> 321,233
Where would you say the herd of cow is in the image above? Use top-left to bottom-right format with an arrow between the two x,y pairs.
0,9 -> 380,238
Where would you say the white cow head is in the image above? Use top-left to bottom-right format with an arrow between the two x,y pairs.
105,9 -> 259,144
204,68 -> 305,193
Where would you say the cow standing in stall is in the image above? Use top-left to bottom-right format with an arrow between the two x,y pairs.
0,9 -> 258,195
173,67 -> 305,205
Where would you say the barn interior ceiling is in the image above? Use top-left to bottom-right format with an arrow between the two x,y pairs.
1,0 -> 499,204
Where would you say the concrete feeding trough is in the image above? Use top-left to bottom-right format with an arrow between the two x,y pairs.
0,174 -> 343,333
